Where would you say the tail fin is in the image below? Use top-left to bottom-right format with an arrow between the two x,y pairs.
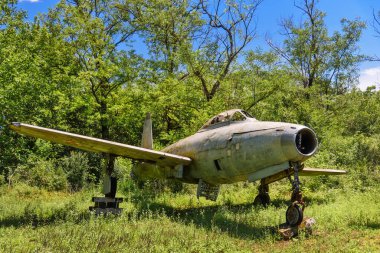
141,113 -> 153,149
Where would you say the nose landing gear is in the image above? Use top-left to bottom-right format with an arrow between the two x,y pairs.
286,162 -> 305,226
252,162 -> 307,227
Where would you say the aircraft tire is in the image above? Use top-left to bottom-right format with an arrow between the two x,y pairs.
253,193 -> 270,206
286,204 -> 303,226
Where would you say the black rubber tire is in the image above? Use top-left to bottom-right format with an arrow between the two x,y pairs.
253,193 -> 271,206
286,204 -> 303,226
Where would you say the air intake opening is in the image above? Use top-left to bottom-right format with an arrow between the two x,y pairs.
295,129 -> 318,155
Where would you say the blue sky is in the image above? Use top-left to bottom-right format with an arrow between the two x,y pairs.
17,0 -> 380,90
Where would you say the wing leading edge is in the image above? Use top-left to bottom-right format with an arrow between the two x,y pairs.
9,123 -> 192,167
300,168 -> 347,176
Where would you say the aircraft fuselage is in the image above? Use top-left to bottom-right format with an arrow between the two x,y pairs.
135,118 -> 318,185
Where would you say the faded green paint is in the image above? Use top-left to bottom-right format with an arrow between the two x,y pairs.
161,109 -> 318,184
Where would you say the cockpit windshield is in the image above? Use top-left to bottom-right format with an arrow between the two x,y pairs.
199,109 -> 256,130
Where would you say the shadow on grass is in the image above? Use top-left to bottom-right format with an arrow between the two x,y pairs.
0,200 -> 284,240
132,192 -> 332,240
2,192 -> 331,241
0,205 -> 92,229
135,200 -> 285,240
366,222 -> 380,229
349,221 -> 380,230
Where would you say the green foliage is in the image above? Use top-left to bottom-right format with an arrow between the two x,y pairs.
274,0 -> 365,92
59,151 -> 95,191
11,156 -> 67,191
0,174 -> 5,186
129,0 -> 202,76
7,151 -> 97,191
356,134 -> 380,167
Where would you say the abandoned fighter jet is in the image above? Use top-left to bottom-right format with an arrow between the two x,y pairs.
9,109 -> 346,226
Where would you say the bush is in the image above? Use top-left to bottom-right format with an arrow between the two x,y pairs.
356,134 -> 380,167
0,174 -> 5,186
59,151 -> 95,191
11,157 -> 68,191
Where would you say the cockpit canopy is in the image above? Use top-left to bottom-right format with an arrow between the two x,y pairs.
199,109 -> 256,130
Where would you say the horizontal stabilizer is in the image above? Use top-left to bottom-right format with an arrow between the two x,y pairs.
300,168 -> 347,176
9,122 -> 192,167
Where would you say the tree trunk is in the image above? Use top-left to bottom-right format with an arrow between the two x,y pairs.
99,93 -> 115,176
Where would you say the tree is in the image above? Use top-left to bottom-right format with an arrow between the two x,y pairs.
48,0 -> 141,174
374,10 -> 380,35
127,0 -> 262,101
125,0 -> 202,78
269,0 -> 365,94
189,0 -> 262,101
0,1 -> 78,176
370,10 -> 380,61
0,0 -> 24,26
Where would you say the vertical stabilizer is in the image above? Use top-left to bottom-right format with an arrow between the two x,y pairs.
141,113 -> 153,149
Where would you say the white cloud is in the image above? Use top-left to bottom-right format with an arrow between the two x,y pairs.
359,66 -> 380,91
20,0 -> 40,3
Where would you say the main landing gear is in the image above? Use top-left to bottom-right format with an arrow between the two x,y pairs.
89,155 -> 123,215
253,179 -> 270,206
253,162 -> 306,227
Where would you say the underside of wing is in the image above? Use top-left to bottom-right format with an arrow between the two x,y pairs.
300,168 -> 347,176
9,123 -> 192,167
258,166 -> 347,185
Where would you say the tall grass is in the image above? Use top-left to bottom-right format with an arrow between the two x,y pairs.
0,179 -> 379,252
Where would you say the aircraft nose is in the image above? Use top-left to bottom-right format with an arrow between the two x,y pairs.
281,126 -> 318,162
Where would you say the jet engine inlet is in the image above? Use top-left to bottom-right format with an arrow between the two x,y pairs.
281,126 -> 318,162
295,128 -> 318,155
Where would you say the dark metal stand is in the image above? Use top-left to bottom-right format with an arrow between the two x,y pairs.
89,176 -> 123,215
89,197 -> 123,215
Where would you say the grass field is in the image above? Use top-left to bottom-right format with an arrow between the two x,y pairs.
0,177 -> 379,253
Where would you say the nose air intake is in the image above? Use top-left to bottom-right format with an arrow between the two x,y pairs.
281,126 -> 318,162
295,128 -> 318,155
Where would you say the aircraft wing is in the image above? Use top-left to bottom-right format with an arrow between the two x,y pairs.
300,168 -> 347,176
9,123 -> 192,167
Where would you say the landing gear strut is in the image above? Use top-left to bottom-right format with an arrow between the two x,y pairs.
254,179 -> 270,206
286,162 -> 305,226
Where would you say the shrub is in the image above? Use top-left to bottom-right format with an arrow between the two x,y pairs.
0,174 -> 5,186
59,151 -> 94,191
11,157 -> 68,191
356,134 -> 380,167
